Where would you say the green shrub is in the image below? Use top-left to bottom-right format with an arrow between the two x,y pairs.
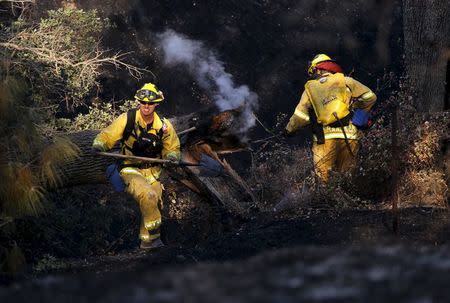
53,99 -> 138,131
1,8 -> 108,109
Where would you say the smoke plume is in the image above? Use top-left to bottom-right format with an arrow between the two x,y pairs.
157,29 -> 258,133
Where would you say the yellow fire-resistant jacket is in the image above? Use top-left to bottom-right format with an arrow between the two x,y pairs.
93,110 -> 180,181
286,72 -> 377,141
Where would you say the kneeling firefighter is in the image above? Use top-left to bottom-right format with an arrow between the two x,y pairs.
92,82 -> 180,249
285,54 -> 377,182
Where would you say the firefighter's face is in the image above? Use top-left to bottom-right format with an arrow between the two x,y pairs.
139,101 -> 158,117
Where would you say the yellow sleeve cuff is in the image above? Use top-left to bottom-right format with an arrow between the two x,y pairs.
92,139 -> 107,152
294,109 -> 310,122
165,151 -> 180,161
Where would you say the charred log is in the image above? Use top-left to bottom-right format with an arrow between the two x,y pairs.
181,142 -> 255,218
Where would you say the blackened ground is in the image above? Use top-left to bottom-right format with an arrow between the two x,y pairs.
2,207 -> 450,302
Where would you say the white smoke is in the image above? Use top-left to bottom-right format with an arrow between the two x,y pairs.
157,29 -> 258,132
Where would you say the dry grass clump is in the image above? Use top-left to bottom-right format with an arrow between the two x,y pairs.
248,142 -> 375,214
403,120 -> 444,168
315,172 -> 373,209
397,113 -> 449,207
1,164 -> 46,218
399,170 -> 447,207
39,137 -> 80,188
347,93 -> 448,208
249,142 -> 314,212
1,136 -> 80,218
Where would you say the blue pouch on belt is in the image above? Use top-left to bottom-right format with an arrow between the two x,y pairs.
106,163 -> 125,192
351,109 -> 369,128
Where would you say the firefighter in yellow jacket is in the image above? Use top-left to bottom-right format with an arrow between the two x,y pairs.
285,54 -> 377,182
92,83 -> 180,249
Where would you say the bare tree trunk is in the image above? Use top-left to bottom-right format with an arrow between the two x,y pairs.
403,0 -> 450,112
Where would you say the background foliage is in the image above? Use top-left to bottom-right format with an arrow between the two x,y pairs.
0,5 -> 140,275
54,99 -> 137,131
1,9 -> 106,109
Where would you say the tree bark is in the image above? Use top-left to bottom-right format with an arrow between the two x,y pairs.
62,130 -> 110,185
403,0 -> 450,112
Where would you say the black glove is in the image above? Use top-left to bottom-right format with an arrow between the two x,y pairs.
282,129 -> 294,138
167,155 -> 179,162
91,146 -> 103,155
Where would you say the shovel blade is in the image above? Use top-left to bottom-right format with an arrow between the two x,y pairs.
198,154 -> 224,177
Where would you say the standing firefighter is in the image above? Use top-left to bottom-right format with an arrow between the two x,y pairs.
285,54 -> 377,182
92,83 -> 180,249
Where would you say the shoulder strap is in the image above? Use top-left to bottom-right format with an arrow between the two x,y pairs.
158,116 -> 166,139
121,108 -> 137,143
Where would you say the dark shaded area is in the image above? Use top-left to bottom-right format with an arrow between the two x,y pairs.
12,182 -> 226,263
15,186 -> 140,260
75,0 -> 403,128
2,208 -> 450,302
445,60 -> 450,110
10,207 -> 450,272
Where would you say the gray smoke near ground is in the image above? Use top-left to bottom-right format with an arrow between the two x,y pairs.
157,29 -> 258,133
273,183 -> 312,213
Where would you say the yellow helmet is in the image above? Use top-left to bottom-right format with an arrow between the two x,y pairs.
308,54 -> 333,75
134,82 -> 164,103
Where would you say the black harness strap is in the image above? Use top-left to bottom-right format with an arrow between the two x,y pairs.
119,109 -> 167,167
327,113 -> 352,128
121,108 -> 138,144
309,108 -> 325,145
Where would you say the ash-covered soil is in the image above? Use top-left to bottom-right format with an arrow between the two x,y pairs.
1,207 -> 450,302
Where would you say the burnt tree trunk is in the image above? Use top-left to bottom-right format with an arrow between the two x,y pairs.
403,0 -> 450,112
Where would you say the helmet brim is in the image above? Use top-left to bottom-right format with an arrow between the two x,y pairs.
135,98 -> 164,103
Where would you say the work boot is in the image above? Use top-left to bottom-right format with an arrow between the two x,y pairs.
140,238 -> 164,250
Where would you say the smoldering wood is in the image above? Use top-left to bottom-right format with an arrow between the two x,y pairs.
181,142 -> 256,217
60,108 -> 256,218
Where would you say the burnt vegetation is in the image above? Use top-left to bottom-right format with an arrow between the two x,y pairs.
0,0 -> 449,301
